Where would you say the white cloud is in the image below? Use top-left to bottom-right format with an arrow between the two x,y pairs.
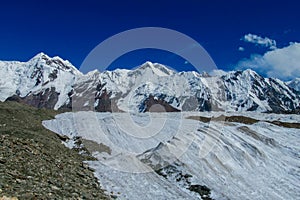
242,33 -> 277,50
236,42 -> 300,80
238,46 -> 245,51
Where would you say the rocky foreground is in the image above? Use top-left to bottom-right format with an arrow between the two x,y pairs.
0,101 -> 110,199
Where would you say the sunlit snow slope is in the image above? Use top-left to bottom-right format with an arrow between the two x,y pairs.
287,78 -> 300,92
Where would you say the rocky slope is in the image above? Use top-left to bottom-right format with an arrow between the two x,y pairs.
0,53 -> 299,113
0,101 -> 110,199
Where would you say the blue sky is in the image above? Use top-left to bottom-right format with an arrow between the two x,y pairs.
0,0 -> 299,79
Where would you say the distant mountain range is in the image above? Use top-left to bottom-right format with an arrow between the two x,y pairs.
0,53 -> 299,113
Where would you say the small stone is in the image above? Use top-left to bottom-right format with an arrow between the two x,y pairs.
81,162 -> 89,169
92,193 -> 98,197
110,194 -> 118,199
71,193 -> 79,197
77,171 -> 85,177
51,185 -> 59,190
57,134 -> 69,141
0,196 -> 18,200
16,179 -> 25,184
0,159 -> 6,164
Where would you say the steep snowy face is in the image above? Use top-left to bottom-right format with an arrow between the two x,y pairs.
215,70 -> 300,112
287,78 -> 300,92
72,63 -> 210,112
0,53 -> 81,109
136,61 -> 176,76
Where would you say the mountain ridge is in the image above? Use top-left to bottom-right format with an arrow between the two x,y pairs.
0,53 -> 299,114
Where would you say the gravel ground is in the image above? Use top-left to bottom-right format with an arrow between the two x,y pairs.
0,101 -> 110,200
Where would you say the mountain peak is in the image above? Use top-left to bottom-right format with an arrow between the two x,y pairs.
30,52 -> 50,61
28,52 -> 81,75
137,61 -> 175,76
243,68 -> 259,76
143,61 -> 154,67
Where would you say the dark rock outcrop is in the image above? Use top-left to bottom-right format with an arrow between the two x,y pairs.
6,87 -> 59,109
142,95 -> 180,112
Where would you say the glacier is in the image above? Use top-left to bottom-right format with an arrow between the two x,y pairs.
43,111 -> 300,200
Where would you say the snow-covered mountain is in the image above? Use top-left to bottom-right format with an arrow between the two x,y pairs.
287,78 -> 300,92
0,53 -> 299,113
0,53 -> 81,109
